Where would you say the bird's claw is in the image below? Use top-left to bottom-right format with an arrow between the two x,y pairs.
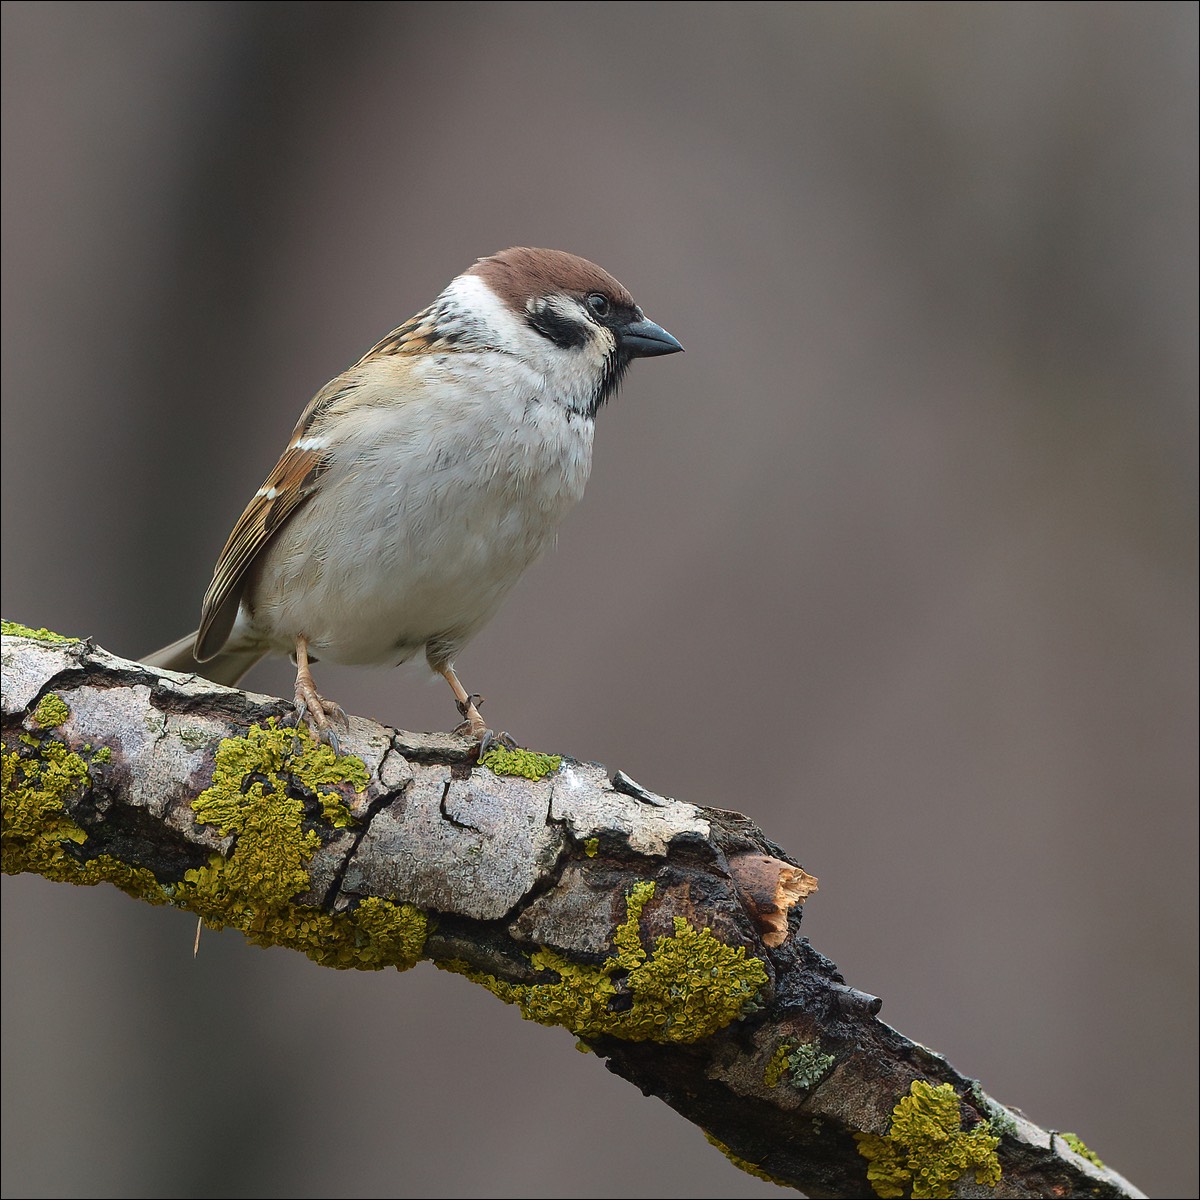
291,686 -> 349,752
477,728 -> 517,756
449,690 -> 515,754
451,721 -> 516,756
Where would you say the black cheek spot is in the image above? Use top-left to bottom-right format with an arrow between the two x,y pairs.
527,305 -> 589,350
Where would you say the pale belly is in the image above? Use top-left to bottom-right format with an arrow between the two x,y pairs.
240,402 -> 593,668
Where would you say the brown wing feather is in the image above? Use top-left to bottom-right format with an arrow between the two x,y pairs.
193,309 -> 450,661
194,442 -> 331,660
193,382 -> 345,661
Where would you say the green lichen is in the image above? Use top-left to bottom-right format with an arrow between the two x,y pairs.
764,1037 -> 836,1090
30,693 -> 71,730
703,1132 -> 790,1188
479,745 -> 562,780
1,737 -> 165,903
583,837 -> 600,858
441,880 -> 767,1044
967,1085 -> 1019,1140
161,721 -> 424,970
0,621 -> 79,643
855,1080 -> 1002,1199
789,1039 -> 837,1090
1060,1132 -> 1105,1169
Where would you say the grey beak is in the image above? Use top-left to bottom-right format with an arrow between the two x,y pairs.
620,316 -> 684,358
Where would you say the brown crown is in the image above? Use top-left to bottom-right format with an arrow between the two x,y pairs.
469,247 -> 636,312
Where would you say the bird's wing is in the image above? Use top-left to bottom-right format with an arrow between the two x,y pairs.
194,311 -> 455,661
193,379 -> 348,661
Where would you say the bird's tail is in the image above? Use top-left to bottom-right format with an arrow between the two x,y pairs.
142,632 -> 266,688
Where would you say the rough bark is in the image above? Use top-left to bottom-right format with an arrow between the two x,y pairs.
1,626 -> 1144,1200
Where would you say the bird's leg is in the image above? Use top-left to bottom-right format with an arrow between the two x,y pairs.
293,635 -> 348,748
440,664 -> 489,739
439,664 -> 517,752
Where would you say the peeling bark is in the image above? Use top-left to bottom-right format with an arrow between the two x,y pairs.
0,627 -> 1145,1199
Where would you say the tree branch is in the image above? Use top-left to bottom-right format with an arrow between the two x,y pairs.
1,625 -> 1144,1199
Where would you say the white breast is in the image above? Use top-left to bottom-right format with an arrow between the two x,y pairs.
241,351 -> 595,669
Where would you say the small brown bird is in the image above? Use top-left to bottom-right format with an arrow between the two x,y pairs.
145,247 -> 682,743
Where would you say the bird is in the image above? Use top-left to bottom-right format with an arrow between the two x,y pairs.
143,247 -> 683,747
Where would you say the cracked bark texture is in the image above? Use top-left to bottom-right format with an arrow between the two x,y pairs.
1,630 -> 1145,1200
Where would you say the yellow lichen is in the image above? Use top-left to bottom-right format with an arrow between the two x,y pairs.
441,880 -> 767,1044
764,1040 -> 793,1087
1061,1132 -> 1105,1169
855,1080 -> 1002,1199
3,715 -> 426,972
170,853 -> 426,970
30,693 -> 71,730
703,1132 -> 790,1188
479,745 -> 562,780
1,738 -> 165,904
0,621 -> 80,643
583,837 -> 600,858
163,721 -> 424,970
185,721 -> 362,906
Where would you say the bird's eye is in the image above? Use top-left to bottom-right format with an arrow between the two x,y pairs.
586,293 -> 610,319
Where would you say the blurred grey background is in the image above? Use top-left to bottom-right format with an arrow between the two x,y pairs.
2,3 -> 1195,1197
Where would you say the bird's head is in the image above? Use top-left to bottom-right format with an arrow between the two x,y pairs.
437,247 -> 683,416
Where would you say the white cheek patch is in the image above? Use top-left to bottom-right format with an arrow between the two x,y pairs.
439,274 -> 527,351
439,273 -> 610,414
